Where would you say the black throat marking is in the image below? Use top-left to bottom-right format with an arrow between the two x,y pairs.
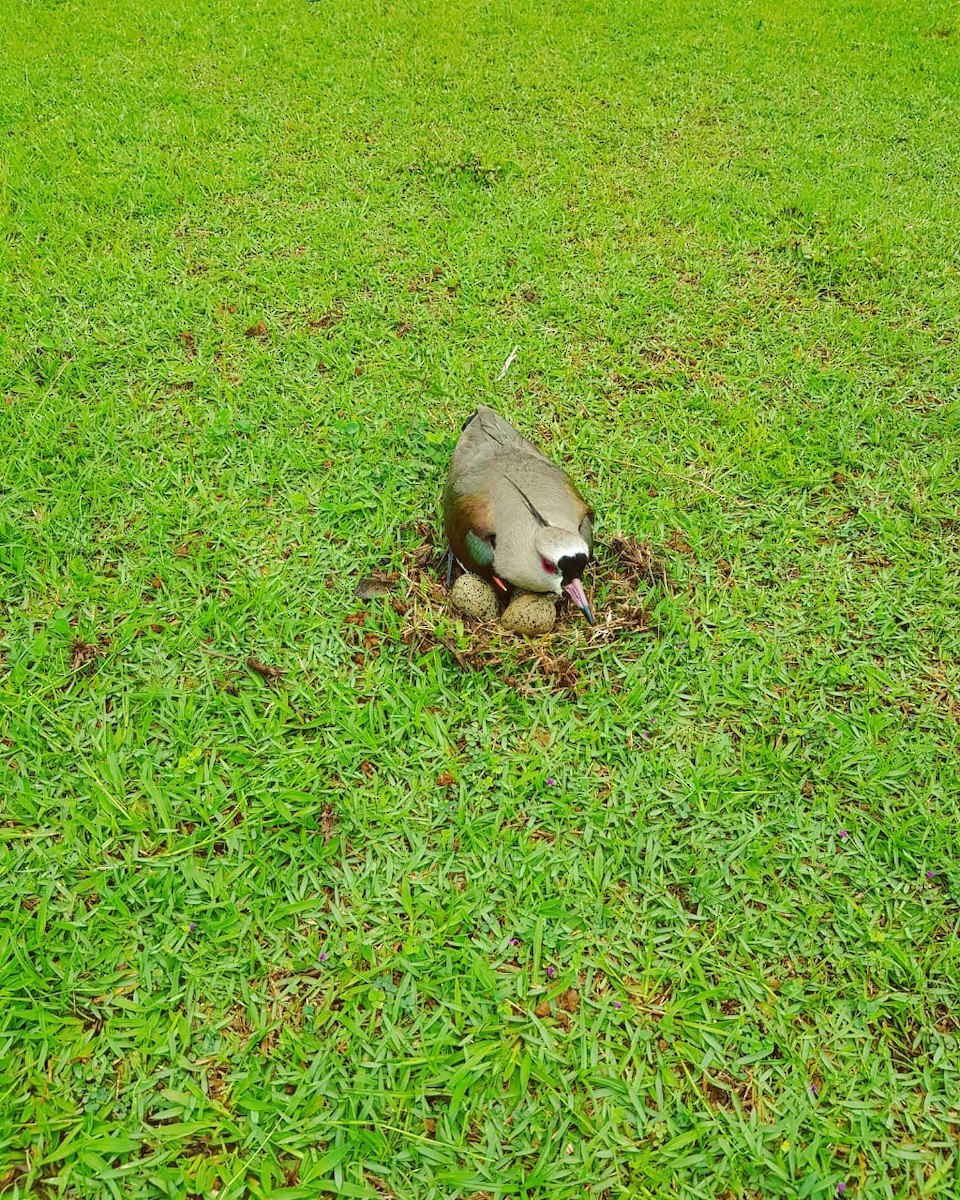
558,552 -> 588,584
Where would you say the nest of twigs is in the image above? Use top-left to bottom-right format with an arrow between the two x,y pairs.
351,521 -> 669,696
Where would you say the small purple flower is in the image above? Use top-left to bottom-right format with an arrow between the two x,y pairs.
650,718 -> 658,724
319,952 -> 327,961
545,778 -> 556,786
837,1185 -> 846,1195
838,829 -> 849,839
188,922 -> 197,931
509,937 -> 519,946
926,870 -> 935,879
641,731 -> 650,740
614,1001 -> 622,1010
809,1083 -> 818,1096
883,686 -> 891,693
547,965 -> 556,978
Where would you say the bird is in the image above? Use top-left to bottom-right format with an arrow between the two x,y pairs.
442,405 -> 596,625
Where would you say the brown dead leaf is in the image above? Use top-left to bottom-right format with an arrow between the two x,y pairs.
355,573 -> 399,600
205,1063 -> 228,1103
246,657 -> 284,683
411,543 -> 434,571
407,266 -> 444,292
309,310 -> 342,330
245,321 -> 269,340
435,771 -> 455,788
179,331 -> 197,358
558,987 -> 579,1014
0,1166 -> 29,1192
321,802 -> 337,845
365,1176 -> 396,1199
534,1000 -> 551,1018
702,1069 -> 756,1114
666,530 -> 694,556
536,654 -> 579,693
69,639 -> 103,674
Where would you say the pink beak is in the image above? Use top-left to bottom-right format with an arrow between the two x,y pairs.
562,578 -> 595,625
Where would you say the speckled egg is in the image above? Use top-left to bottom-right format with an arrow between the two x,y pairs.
501,592 -> 557,635
449,573 -> 499,622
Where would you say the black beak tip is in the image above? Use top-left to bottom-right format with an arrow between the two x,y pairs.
563,577 -> 596,626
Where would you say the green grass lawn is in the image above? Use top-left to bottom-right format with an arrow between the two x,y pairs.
2,0 -> 960,1195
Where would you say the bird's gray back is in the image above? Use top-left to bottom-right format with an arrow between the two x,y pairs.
450,405 -> 550,478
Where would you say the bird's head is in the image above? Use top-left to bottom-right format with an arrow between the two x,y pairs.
532,527 -> 595,625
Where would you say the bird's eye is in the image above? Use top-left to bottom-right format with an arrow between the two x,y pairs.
541,558 -> 557,575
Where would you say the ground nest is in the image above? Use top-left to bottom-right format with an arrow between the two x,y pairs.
351,521 -> 670,695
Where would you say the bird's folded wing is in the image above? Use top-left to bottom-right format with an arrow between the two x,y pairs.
444,491 -> 496,574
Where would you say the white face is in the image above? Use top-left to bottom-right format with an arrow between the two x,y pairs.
520,529 -> 590,594
496,548 -> 564,595
493,528 -> 591,596
532,553 -> 566,595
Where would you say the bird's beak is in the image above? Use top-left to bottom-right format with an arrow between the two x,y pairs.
562,578 -> 595,625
